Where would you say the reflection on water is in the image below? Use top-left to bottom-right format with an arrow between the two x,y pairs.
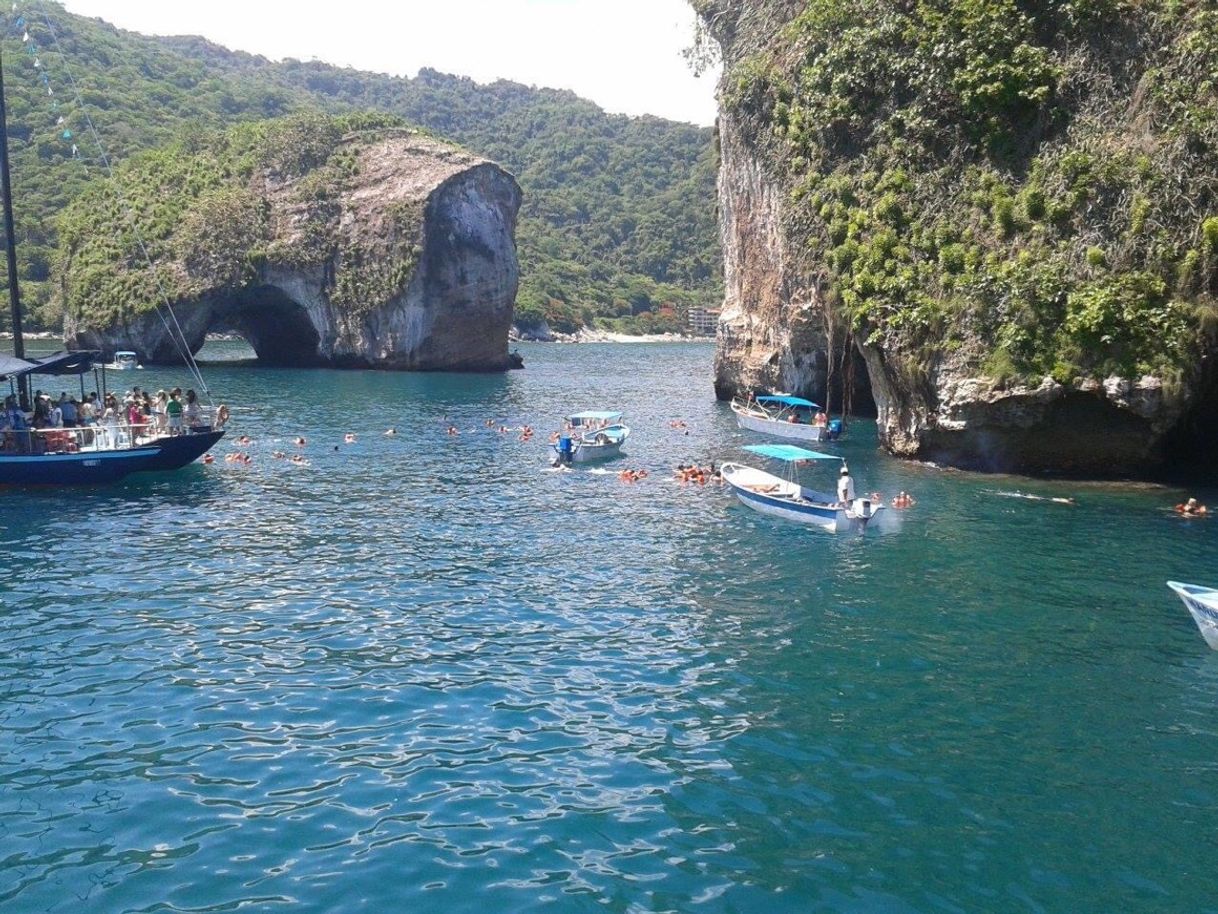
1,341 -> 1216,913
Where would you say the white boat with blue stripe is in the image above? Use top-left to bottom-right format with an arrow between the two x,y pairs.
1167,581 -> 1218,650
721,444 -> 884,533
551,411 -> 630,465
731,395 -> 841,443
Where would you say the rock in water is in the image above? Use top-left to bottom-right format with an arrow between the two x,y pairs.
60,115 -> 522,371
697,2 -> 1218,476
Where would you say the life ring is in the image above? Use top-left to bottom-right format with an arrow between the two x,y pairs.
215,404 -> 230,429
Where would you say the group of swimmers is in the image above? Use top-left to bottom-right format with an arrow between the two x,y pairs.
675,463 -> 720,485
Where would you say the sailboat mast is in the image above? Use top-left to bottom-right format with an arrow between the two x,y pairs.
0,46 -> 25,371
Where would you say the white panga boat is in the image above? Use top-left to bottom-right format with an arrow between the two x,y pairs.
721,444 -> 884,533
731,395 -> 840,443
1167,581 -> 1218,650
106,351 -> 142,370
551,411 -> 630,465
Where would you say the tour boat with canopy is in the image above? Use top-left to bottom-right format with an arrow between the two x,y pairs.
551,410 -> 630,465
720,443 -> 884,533
1166,581 -> 1218,650
107,350 -> 141,370
0,352 -> 225,485
0,18 -> 225,485
730,394 -> 841,443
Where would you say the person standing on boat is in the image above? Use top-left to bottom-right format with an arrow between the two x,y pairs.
838,464 -> 855,506
166,390 -> 184,435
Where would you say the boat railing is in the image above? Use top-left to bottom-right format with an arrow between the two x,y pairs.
1,419 -> 217,455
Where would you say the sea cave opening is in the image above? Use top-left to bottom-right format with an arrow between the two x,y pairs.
1163,355 -> 1218,479
205,285 -> 322,367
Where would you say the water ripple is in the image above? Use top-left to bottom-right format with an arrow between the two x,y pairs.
2,343 -> 1218,912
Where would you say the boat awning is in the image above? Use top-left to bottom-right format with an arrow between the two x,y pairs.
29,350 -> 103,375
756,395 -> 821,409
0,353 -> 37,379
568,411 -> 623,421
744,444 -> 840,462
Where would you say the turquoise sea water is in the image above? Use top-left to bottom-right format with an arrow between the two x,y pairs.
2,341 -> 1217,913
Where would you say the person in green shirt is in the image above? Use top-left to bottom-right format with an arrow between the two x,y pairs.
166,391 -> 184,435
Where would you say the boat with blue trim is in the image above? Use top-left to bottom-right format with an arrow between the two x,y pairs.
1167,581 -> 1218,650
0,351 -> 224,485
731,394 -> 841,443
551,410 -> 630,465
721,444 -> 884,533
0,42 -> 224,486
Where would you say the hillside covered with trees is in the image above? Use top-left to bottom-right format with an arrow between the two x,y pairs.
0,1 -> 719,334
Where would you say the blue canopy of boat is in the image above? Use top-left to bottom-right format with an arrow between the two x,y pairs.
1,350 -> 102,378
744,444 -> 840,462
0,354 -> 37,379
29,351 -> 103,376
756,395 -> 821,409
568,411 -> 623,421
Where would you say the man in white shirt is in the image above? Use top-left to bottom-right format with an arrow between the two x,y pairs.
837,465 -> 855,506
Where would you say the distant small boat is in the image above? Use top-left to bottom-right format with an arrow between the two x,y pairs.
1167,581 -> 1218,650
721,444 -> 884,533
551,410 -> 630,465
731,394 -> 840,443
107,351 -> 142,370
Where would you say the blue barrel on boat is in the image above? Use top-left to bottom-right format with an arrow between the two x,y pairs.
828,419 -> 843,440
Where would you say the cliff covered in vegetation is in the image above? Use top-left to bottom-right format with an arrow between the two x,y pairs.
59,113 -> 522,370
699,0 -> 1218,474
0,1 -> 717,335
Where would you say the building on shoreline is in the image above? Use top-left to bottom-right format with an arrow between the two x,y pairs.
687,307 -> 721,337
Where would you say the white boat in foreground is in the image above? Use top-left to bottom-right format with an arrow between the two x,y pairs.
1167,581 -> 1218,650
731,395 -> 840,443
721,444 -> 884,533
551,410 -> 630,465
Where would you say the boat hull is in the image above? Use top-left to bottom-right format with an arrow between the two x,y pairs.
1167,581 -> 1218,650
551,424 -> 630,464
721,462 -> 882,533
732,405 -> 827,443
0,430 -> 224,486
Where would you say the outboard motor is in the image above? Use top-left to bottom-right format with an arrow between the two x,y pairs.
556,435 -> 574,466
827,418 -> 843,440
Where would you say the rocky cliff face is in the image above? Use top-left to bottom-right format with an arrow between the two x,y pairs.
60,119 -> 522,371
713,113 -> 831,401
699,0 -> 1218,476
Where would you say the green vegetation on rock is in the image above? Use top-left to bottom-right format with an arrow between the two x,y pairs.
708,0 -> 1218,381
0,1 -> 719,332
58,112 -> 421,328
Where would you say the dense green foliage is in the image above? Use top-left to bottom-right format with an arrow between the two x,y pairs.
57,113 -> 424,328
0,1 -> 719,332
712,0 -> 1218,380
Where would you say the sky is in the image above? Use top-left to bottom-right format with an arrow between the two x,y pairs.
58,0 -> 721,126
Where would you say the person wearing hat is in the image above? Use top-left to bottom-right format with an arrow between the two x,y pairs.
837,463 -> 855,506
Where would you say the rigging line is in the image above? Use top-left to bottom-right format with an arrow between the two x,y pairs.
33,11 -> 213,404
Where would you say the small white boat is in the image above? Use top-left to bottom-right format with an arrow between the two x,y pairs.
721,444 -> 884,533
551,410 -> 630,465
1167,581 -> 1218,650
107,351 -> 142,370
731,394 -> 839,443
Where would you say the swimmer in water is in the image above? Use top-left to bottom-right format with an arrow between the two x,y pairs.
384,428 -> 397,437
